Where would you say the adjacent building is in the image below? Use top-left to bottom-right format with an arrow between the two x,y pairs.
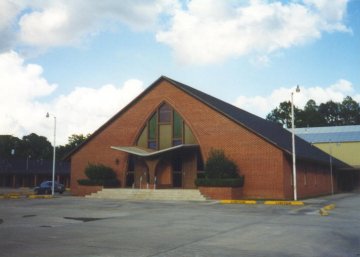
295,125 -> 360,191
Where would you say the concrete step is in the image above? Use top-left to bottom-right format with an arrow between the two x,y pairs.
86,189 -> 207,201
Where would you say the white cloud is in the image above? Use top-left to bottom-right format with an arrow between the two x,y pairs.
304,0 -> 349,31
54,80 -> 144,144
234,79 -> 359,118
0,0 -> 25,51
156,0 -> 350,65
0,51 -> 144,145
19,4 -> 75,47
0,51 -> 57,138
0,0 -> 178,50
0,0 -> 350,64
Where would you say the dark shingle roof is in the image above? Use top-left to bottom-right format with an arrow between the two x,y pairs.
164,76 -> 348,168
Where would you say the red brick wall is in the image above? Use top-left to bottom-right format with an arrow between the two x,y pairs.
199,187 -> 243,200
70,80 -> 291,198
297,161 -> 337,198
283,154 -> 338,199
73,185 -> 103,196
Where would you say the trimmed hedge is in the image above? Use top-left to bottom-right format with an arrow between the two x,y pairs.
195,177 -> 244,188
77,179 -> 120,187
85,163 -> 116,180
77,163 -> 120,187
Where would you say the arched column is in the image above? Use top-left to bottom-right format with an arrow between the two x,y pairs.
144,158 -> 161,187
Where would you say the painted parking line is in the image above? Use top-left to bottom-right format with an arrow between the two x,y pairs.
220,200 -> 257,204
0,194 -> 53,199
264,200 -> 305,206
27,195 -> 53,199
220,200 -> 305,206
319,203 -> 336,216
0,194 -> 21,199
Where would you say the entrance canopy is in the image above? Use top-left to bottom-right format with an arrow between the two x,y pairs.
111,144 -> 199,157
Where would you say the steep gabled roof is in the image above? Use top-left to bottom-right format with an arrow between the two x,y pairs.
163,76 -> 348,168
65,76 -> 348,168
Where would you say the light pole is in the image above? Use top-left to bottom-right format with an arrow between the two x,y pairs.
26,155 -> 31,171
329,140 -> 334,195
291,85 -> 300,201
46,112 -> 56,196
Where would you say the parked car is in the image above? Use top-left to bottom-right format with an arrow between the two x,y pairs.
34,181 -> 65,195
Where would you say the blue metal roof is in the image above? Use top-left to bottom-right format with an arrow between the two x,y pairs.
294,126 -> 360,143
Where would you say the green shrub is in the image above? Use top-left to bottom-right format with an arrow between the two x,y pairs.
204,149 -> 239,179
85,163 -> 116,180
77,178 -> 120,187
195,177 -> 244,187
195,149 -> 244,188
78,163 -> 120,187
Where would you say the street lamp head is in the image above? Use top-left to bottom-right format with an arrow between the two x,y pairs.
295,85 -> 300,93
46,112 -> 50,118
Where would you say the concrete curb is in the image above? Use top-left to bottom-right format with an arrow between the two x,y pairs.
220,200 -> 305,206
220,200 -> 257,204
27,195 -> 53,199
264,200 -> 305,206
0,193 -> 53,199
319,204 -> 336,216
0,194 -> 22,199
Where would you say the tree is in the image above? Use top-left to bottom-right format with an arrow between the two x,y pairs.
56,133 -> 90,160
20,133 -> 53,160
300,100 -> 325,127
340,96 -> 360,125
0,135 -> 22,159
319,101 -> 342,126
0,132 -> 90,162
266,101 -> 303,128
266,96 -> 360,127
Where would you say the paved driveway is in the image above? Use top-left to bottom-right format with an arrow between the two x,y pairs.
0,193 -> 359,257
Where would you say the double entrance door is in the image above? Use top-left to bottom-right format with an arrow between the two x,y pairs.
125,156 -> 183,188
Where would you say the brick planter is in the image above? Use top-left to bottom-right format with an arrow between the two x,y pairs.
73,185 -> 103,196
199,187 -> 243,200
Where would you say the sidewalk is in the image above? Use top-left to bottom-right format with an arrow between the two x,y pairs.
302,192 -> 356,205
0,187 -> 34,195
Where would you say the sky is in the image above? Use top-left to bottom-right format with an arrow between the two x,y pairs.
0,0 -> 359,146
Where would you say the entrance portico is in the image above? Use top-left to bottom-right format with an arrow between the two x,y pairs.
111,144 -> 200,189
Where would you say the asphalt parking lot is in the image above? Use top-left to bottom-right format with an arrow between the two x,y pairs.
0,193 -> 359,257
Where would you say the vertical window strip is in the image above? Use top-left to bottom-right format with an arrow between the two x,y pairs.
159,103 -> 172,123
173,111 -> 183,137
148,113 -> 157,149
149,113 -> 157,140
173,110 -> 184,146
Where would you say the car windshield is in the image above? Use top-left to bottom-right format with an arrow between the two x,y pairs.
40,181 -> 51,187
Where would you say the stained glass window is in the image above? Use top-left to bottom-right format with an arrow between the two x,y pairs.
159,103 -> 171,123
148,113 -> 157,149
173,111 -> 183,139
148,113 -> 157,140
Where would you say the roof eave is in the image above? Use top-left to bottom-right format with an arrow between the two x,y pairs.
64,76 -> 171,160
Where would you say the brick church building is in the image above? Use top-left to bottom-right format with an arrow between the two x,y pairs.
68,76 -> 348,199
